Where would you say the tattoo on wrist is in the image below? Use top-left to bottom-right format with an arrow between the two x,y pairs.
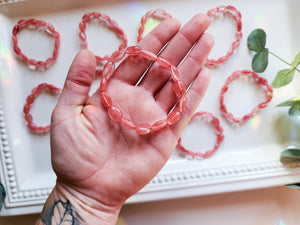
39,200 -> 80,225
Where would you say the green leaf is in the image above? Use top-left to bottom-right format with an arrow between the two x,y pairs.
288,103 -> 300,116
291,50 -> 300,67
272,68 -> 295,88
0,182 -> 6,210
277,96 -> 300,107
288,103 -> 300,126
280,149 -> 300,168
286,183 -> 300,189
252,48 -> 269,72
247,28 -> 267,52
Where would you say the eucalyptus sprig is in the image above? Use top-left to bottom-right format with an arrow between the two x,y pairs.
247,28 -> 300,121
247,28 -> 300,88
248,29 -> 300,174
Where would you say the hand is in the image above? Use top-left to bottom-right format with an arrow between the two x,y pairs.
49,14 -> 213,224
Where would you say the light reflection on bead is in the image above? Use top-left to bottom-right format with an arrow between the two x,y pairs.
167,110 -> 181,125
136,123 -> 151,135
108,106 -> 123,122
152,119 -> 167,131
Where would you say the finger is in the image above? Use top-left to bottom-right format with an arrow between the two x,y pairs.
56,49 -> 96,112
113,18 -> 181,84
140,14 -> 211,95
171,67 -> 211,137
156,33 -> 214,112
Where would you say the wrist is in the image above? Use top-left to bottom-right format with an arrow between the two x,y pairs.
37,182 -> 122,225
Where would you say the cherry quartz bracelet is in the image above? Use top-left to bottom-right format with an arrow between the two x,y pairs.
23,83 -> 62,134
206,5 -> 242,67
177,111 -> 224,159
137,9 -> 172,43
79,12 -> 128,75
100,46 -> 187,135
220,70 -> 273,124
12,19 -> 60,70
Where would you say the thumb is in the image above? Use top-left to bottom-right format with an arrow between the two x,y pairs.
57,49 -> 96,112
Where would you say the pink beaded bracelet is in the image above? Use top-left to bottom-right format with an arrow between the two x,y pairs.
12,19 -> 60,70
206,5 -> 242,67
100,46 -> 187,135
220,70 -> 273,124
137,9 -> 172,43
23,83 -> 62,134
79,12 -> 128,75
177,111 -> 224,159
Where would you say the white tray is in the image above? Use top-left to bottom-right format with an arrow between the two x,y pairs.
1,0 -> 300,216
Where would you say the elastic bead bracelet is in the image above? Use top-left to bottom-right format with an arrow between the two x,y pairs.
177,111 -> 224,159
206,5 -> 242,67
12,19 -> 60,70
137,9 -> 172,43
23,83 -> 62,134
100,45 -> 187,135
79,12 -> 128,75
219,70 -> 273,124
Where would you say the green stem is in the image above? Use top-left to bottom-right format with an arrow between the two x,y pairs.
269,51 -> 300,73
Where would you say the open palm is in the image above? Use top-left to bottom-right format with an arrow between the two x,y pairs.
50,14 -> 213,209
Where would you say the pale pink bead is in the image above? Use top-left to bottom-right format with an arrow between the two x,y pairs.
108,106 -> 123,122
121,118 -> 136,130
170,65 -> 179,81
136,123 -> 151,135
179,96 -> 187,112
126,46 -> 142,55
100,92 -> 112,108
156,56 -> 171,68
103,62 -> 115,78
140,50 -> 156,60
173,81 -> 186,97
100,77 -> 107,92
167,110 -> 181,125
111,50 -> 125,62
152,119 -> 167,131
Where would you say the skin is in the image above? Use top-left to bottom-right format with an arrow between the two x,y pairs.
36,14 -> 214,225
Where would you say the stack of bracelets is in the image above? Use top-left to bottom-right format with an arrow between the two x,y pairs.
13,6 -> 273,159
